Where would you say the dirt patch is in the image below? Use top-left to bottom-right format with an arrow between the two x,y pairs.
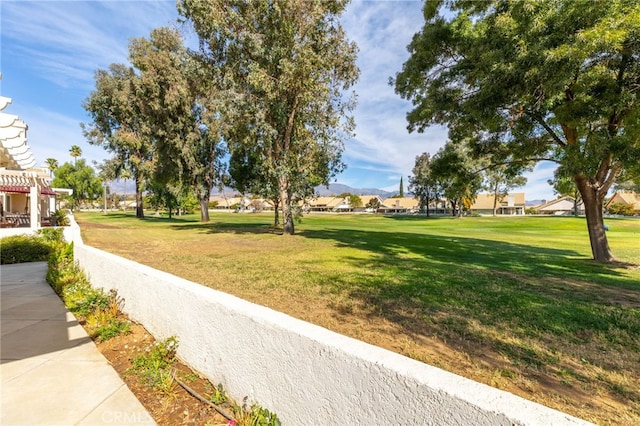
93,319 -> 229,426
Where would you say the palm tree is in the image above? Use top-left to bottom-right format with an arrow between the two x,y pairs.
44,158 -> 58,177
69,145 -> 82,165
120,169 -> 131,208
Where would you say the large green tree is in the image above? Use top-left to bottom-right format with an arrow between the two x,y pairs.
82,64 -> 153,218
430,141 -> 483,217
51,159 -> 102,210
409,152 -> 439,216
395,0 -> 640,262
128,27 -> 226,222
179,0 -> 359,234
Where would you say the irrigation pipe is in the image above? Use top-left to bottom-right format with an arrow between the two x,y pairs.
170,370 -> 235,421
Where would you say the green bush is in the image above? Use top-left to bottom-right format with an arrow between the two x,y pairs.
50,210 -> 70,226
0,235 -> 54,264
46,237 -> 129,342
608,203 -> 636,216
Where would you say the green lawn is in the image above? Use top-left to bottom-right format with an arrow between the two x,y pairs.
76,211 -> 640,424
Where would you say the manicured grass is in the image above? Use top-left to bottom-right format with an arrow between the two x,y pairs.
76,211 -> 640,424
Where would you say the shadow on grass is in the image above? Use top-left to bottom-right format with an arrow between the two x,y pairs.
298,227 -> 640,371
169,220 -> 280,234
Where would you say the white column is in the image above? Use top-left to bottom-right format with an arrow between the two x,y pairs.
30,185 -> 39,229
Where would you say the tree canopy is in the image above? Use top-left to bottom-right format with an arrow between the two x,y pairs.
82,64 -> 153,218
409,152 -> 438,216
128,27 -> 226,222
395,0 -> 640,262
178,0 -> 359,234
51,159 -> 102,209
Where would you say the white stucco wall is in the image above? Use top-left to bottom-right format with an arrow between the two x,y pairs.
70,220 -> 591,426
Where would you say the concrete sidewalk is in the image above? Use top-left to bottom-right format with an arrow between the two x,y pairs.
1,262 -> 155,425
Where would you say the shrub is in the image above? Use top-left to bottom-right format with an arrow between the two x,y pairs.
50,209 -> 70,226
129,337 -> 179,388
0,235 -> 54,264
608,203 -> 636,216
46,238 -> 129,342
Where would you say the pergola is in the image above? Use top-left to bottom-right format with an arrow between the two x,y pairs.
0,74 -> 58,229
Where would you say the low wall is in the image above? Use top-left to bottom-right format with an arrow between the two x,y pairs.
70,221 -> 590,425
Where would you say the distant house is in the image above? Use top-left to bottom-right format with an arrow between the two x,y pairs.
470,193 -> 526,215
306,196 -> 346,212
534,196 -> 584,215
606,190 -> 640,214
379,197 -> 420,214
355,195 -> 384,212
209,195 -> 248,210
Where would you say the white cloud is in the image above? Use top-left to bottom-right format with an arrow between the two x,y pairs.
339,1 -> 449,189
2,1 -> 178,90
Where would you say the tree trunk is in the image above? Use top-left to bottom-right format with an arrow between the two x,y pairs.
272,198 -> 280,227
492,182 -> 499,216
135,177 -> 144,219
575,176 -> 615,262
199,198 -> 210,222
197,185 -> 210,222
279,177 -> 294,235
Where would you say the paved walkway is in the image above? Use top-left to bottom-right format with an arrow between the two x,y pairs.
1,262 -> 155,425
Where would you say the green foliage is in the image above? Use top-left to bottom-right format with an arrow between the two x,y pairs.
229,397 -> 281,426
409,152 -> 439,215
430,142 -> 483,216
82,63 -> 154,219
525,208 -> 539,215
395,0 -> 640,261
50,210 -> 70,226
46,240 -> 76,295
348,194 -> 362,209
366,197 -> 381,210
608,203 -> 636,216
179,0 -> 359,234
209,383 -> 228,405
37,227 -> 64,243
0,235 -> 53,264
45,236 -> 129,343
51,159 -> 102,209
129,337 -> 178,388
128,27 -> 226,223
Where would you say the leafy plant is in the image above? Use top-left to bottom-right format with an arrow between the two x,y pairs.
210,383 -> 228,405
84,290 -> 130,341
45,237 -> 129,342
231,398 -> 281,426
129,337 -> 178,388
51,209 -> 70,226
0,235 -> 53,264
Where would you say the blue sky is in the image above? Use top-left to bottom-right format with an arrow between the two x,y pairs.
1,0 -> 558,200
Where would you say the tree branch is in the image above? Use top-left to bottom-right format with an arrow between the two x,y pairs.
529,113 -> 567,148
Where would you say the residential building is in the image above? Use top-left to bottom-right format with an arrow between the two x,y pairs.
379,197 -> 420,214
470,193 -> 526,215
0,75 -> 59,230
533,196 -> 584,215
606,190 -> 640,214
